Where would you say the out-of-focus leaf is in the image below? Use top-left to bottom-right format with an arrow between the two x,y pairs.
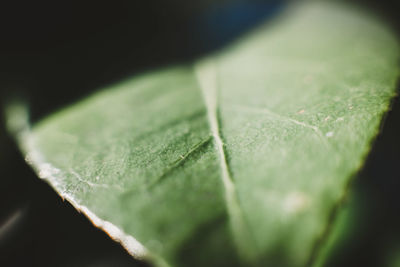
7,1 -> 399,266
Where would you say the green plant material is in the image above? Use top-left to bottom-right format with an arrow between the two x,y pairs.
7,1 -> 399,266
311,186 -> 362,267
388,246 -> 400,267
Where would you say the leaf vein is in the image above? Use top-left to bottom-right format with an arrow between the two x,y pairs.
148,137 -> 212,188
195,59 -> 258,264
227,104 -> 330,146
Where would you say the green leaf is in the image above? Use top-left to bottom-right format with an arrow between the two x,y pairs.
7,1 -> 400,266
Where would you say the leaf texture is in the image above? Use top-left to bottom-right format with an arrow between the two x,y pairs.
7,1 -> 400,266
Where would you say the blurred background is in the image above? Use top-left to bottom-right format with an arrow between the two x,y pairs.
0,0 -> 399,266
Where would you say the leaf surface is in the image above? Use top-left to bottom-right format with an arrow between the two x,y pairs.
8,2 -> 400,266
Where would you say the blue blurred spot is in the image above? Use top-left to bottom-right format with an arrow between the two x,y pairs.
194,0 -> 285,53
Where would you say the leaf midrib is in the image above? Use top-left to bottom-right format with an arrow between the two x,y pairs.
195,59 -> 259,264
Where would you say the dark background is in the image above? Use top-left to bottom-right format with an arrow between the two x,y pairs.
0,0 -> 399,266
